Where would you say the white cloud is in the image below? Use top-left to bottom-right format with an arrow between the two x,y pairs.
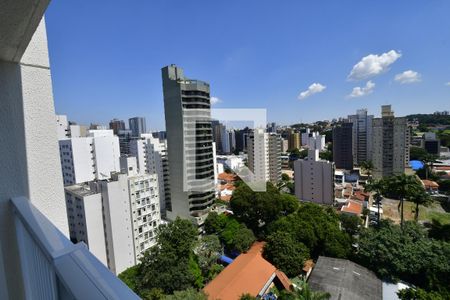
298,83 -> 326,100
348,50 -> 402,80
210,96 -> 222,105
446,82 -> 450,86
348,81 -> 375,98
394,70 -> 421,84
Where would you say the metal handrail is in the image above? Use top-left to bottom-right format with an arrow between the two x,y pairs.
11,197 -> 140,300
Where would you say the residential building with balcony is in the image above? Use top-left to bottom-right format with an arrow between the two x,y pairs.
348,109 -> 374,165
0,1 -> 139,297
65,157 -> 161,275
372,105 -> 409,178
129,134 -> 170,217
247,129 -> 282,185
162,65 -> 215,223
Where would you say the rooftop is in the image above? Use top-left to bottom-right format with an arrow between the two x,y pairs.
203,242 -> 291,300
340,200 -> 363,215
218,172 -> 238,182
64,184 -> 97,197
421,179 -> 439,189
308,256 -> 382,300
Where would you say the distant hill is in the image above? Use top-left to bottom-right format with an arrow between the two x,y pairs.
406,114 -> 450,126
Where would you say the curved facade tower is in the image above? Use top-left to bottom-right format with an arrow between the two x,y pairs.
162,65 -> 215,223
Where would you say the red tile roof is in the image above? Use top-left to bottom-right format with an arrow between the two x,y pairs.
218,172 -> 238,182
220,195 -> 232,202
341,200 -> 362,215
435,166 -> 450,171
422,180 -> 439,189
203,242 -> 291,300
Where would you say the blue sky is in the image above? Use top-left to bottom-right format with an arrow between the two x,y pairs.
46,0 -> 450,131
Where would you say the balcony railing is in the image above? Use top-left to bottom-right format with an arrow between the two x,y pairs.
11,196 -> 140,300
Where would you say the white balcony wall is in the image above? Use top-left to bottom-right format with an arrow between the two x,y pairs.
0,17 -> 68,299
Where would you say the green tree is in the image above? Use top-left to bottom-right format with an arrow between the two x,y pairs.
139,218 -> 199,293
188,255 -> 204,289
437,179 -> 450,193
339,214 -> 361,236
156,217 -> 198,256
268,203 -> 351,259
141,288 -> 165,300
164,288 -> 208,300
282,173 -> 291,182
230,182 -> 294,236
279,281 -> 330,300
397,287 -> 445,300
383,175 -> 423,229
204,212 -> 256,253
410,146 -> 428,161
422,154 -> 439,180
239,293 -> 257,300
289,148 -> 308,160
365,178 -> 386,225
294,280 -> 331,300
360,160 -> 374,178
264,231 -> 310,277
429,219 -> 450,241
233,227 -> 256,253
204,212 -> 228,235
118,265 -> 140,292
356,220 -> 450,296
409,189 -> 432,221
196,235 -> 221,276
319,150 -> 332,161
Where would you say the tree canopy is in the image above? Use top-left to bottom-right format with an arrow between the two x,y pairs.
267,203 -> 352,263
230,182 -> 299,237
204,212 -> 256,253
356,220 -> 450,297
263,231 -> 309,277
119,218 -> 221,298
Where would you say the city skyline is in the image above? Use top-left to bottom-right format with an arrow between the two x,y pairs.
46,1 -> 450,130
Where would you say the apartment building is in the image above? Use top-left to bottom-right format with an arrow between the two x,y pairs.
333,123 -> 354,170
294,149 -> 335,205
348,109 -> 373,165
162,65 -> 215,223
129,116 -> 147,137
65,157 -> 161,275
247,129 -> 282,184
59,129 -> 121,185
129,134 -> 170,216
372,105 -> 409,178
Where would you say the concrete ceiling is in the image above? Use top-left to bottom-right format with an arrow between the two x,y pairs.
0,0 -> 50,63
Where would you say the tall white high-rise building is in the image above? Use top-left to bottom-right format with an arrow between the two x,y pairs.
294,149 -> 334,205
247,129 -> 282,184
120,157 -> 161,261
55,114 -> 89,139
129,134 -> 170,216
162,65 -> 215,223
56,114 -> 69,139
65,157 -> 161,275
301,128 -> 310,147
307,132 -> 326,151
372,105 -> 409,178
348,109 -> 374,165
59,129 -> 121,185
